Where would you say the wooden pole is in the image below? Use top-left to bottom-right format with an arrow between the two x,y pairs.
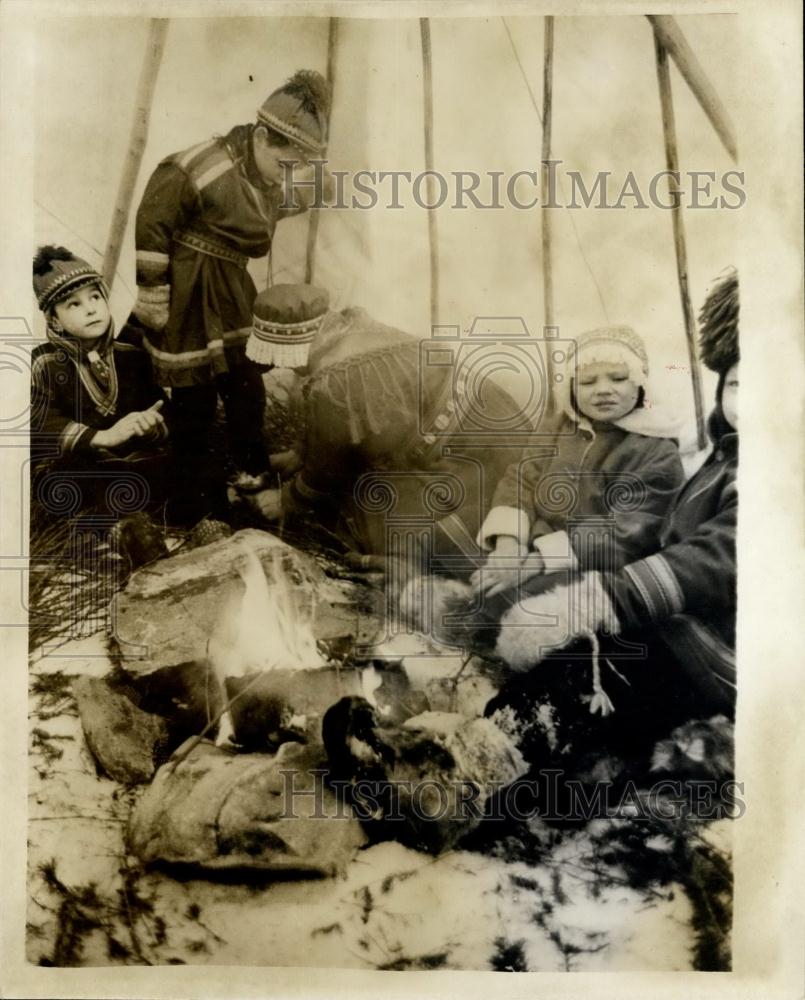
541,17 -> 555,330
305,17 -> 339,285
420,18 -> 440,330
102,19 -> 169,290
654,34 -> 708,451
541,16 -> 557,409
647,15 -> 737,162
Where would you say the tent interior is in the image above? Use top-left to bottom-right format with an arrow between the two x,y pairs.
20,11 -> 749,972
34,12 -> 739,453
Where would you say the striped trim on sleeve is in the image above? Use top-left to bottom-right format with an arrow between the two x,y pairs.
135,250 -> 171,282
621,551 -> 685,621
59,420 -> 92,456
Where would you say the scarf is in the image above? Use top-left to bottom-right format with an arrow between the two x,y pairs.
46,316 -> 119,418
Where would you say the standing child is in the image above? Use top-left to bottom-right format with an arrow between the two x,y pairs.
31,246 -> 169,515
132,70 -> 332,522
472,325 -> 685,598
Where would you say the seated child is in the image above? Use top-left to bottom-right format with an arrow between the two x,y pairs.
473,325 -> 685,598
491,271 -> 739,768
31,246 -> 169,517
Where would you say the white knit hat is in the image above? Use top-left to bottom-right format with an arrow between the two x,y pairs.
557,325 -> 650,424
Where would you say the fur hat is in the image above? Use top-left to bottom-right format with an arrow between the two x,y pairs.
33,245 -> 107,314
247,283 -> 330,368
698,269 -> 739,373
256,69 -> 331,155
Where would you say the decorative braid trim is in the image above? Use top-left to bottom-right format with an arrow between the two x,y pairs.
622,552 -> 684,621
255,108 -> 324,153
59,420 -> 89,455
251,313 -> 324,343
38,268 -> 104,311
174,230 -> 248,267
177,138 -> 217,169
142,328 -> 249,366
436,512 -> 480,557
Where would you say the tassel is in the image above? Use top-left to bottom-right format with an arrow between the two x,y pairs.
587,632 -> 615,717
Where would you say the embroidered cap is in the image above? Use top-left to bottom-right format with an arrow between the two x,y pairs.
33,245 -> 107,314
247,283 -> 330,368
256,69 -> 331,155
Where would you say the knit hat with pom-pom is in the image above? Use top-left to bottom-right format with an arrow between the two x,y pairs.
256,69 -> 331,154
33,245 -> 107,314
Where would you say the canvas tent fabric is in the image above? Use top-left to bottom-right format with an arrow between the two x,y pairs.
34,13 -> 738,452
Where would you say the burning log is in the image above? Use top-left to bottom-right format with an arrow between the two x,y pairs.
206,544 -> 361,750
111,529 -> 381,748
112,529 -> 381,678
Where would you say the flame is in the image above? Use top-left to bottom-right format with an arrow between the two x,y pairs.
208,542 -> 325,681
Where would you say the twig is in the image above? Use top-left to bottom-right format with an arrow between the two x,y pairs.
164,668 -> 277,773
447,652 -> 473,712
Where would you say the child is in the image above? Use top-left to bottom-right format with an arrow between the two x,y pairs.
242,283 -> 523,581
31,246 -> 169,515
473,325 -> 685,597
492,271 -> 740,766
132,70 -> 332,521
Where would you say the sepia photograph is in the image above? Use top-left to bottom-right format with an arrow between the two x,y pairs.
0,0 -> 803,995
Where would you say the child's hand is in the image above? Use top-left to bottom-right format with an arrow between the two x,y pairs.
93,400 -> 166,449
483,551 -> 546,597
470,537 -> 544,597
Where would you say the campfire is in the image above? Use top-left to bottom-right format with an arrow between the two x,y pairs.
208,541 -> 327,749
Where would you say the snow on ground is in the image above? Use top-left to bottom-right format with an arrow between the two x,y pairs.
27,635 -> 713,971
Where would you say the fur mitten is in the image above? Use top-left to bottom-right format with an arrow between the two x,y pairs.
397,574 -> 473,641
495,572 -> 620,672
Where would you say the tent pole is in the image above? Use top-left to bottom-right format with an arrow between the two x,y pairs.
305,17 -> 339,285
654,34 -> 707,451
420,18 -> 440,329
541,16 -> 556,410
101,19 -> 169,291
647,15 -> 737,162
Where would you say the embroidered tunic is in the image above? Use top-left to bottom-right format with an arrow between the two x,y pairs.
284,308 -> 527,569
30,324 -> 167,465
135,126 -> 287,387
